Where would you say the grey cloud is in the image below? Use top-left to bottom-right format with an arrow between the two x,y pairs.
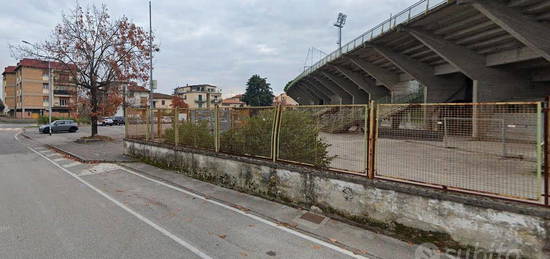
0,0 -> 418,98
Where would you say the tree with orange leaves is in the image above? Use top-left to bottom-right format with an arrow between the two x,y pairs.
171,96 -> 189,109
11,3 -> 154,136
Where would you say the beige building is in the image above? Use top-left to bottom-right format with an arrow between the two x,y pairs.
152,93 -> 173,109
273,93 -> 298,106
2,59 -> 77,118
126,83 -> 150,108
221,94 -> 246,108
174,84 -> 221,108
2,66 -> 16,115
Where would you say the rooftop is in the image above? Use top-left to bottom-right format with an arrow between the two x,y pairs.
127,84 -> 149,93
152,93 -> 173,99
2,66 -> 16,75
17,58 -> 77,71
176,84 -> 218,89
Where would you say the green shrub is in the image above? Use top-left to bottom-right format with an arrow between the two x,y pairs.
219,109 -> 274,158
220,109 -> 334,168
278,110 -> 334,168
164,120 -> 215,150
164,109 -> 334,168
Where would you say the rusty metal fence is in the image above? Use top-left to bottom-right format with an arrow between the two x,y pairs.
375,102 -> 543,201
126,100 -> 547,205
277,105 -> 368,172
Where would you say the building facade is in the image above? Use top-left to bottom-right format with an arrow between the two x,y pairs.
2,59 -> 77,118
126,83 -> 150,108
152,93 -> 173,109
273,93 -> 298,106
2,66 -> 16,115
174,84 -> 221,108
221,94 -> 246,108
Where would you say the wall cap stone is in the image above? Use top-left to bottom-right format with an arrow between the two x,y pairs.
124,138 -> 550,219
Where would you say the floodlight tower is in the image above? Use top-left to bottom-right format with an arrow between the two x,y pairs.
334,12 -> 347,51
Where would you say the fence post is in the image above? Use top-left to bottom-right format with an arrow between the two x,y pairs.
544,97 -> 549,206
156,109 -> 162,139
214,105 -> 220,152
363,105 -> 369,174
145,108 -> 150,141
271,105 -> 283,162
367,101 -> 377,179
124,108 -> 129,139
537,102 -> 543,201
174,107 -> 179,147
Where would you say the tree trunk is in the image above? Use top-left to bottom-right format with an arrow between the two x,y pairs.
90,86 -> 98,137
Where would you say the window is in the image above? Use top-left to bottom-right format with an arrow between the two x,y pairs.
59,97 -> 69,106
183,95 -> 187,100
43,96 -> 49,102
43,83 -> 49,89
153,101 -> 156,107
198,95 -> 203,101
161,100 -> 165,105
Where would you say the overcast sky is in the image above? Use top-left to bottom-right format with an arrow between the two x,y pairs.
0,0 -> 416,98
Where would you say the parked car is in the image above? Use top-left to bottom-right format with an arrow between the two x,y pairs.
97,117 -> 114,126
39,120 -> 79,134
112,116 -> 125,125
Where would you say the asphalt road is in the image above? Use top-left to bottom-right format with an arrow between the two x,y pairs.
0,127 -> 369,259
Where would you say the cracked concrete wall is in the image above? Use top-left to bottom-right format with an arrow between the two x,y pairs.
125,140 -> 549,258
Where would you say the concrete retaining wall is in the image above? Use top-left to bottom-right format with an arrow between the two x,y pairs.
124,139 -> 550,258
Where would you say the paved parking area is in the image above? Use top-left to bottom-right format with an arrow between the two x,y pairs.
23,125 -> 132,162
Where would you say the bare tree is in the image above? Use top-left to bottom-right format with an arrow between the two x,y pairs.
11,3 -> 153,136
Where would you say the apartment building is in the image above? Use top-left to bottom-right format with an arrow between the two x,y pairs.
152,93 -> 173,109
2,66 -> 16,116
2,59 -> 77,118
174,84 -> 221,108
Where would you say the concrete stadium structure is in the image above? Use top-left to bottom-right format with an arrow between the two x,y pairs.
286,0 -> 550,105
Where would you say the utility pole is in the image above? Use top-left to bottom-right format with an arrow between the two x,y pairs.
48,61 -> 53,135
148,0 -> 154,135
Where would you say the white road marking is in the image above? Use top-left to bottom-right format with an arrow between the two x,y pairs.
117,166 -> 368,259
53,158 -> 66,162
0,128 -> 21,131
62,162 -> 81,168
14,133 -> 212,259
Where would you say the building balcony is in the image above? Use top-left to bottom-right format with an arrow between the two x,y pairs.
53,90 -> 75,95
195,99 -> 207,103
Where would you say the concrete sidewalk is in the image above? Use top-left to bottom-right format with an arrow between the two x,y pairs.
120,162 -> 419,259
22,125 -> 134,162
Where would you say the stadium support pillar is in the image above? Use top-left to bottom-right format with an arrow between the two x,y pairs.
370,44 -> 464,103
321,71 -> 370,104
311,75 -> 353,104
467,0 -> 550,63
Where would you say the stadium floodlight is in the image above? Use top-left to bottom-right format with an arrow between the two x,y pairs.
333,12 -> 347,50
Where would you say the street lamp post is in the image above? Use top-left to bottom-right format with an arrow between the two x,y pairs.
22,40 -> 52,135
147,1 -> 159,136
333,12 -> 347,52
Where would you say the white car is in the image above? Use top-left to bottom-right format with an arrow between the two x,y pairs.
97,117 -> 114,126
